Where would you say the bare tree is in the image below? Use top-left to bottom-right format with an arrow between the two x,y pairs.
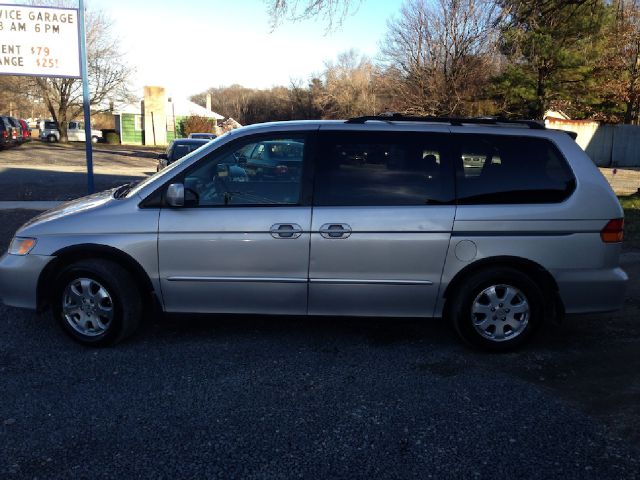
265,0 -> 362,30
31,8 -> 133,141
313,50 -> 378,118
380,0 -> 499,116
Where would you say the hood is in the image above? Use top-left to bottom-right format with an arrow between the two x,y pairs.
18,189 -> 115,235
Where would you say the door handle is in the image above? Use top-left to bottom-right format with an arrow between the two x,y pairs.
270,223 -> 303,239
319,223 -> 352,239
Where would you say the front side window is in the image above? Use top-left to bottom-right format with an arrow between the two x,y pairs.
454,135 -> 576,204
181,135 -> 306,206
314,132 -> 454,206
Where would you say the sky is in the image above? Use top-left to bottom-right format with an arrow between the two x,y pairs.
83,0 -> 405,102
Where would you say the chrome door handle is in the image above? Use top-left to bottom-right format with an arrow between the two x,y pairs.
270,223 -> 303,239
319,223 -> 352,239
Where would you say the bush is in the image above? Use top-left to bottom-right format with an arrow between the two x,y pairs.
104,131 -> 120,144
181,115 -> 215,137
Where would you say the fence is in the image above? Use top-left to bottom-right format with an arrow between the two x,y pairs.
546,118 -> 640,167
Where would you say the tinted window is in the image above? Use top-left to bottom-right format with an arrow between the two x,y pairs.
182,135 -> 306,206
170,142 -> 207,161
314,132 -> 453,206
454,135 -> 575,204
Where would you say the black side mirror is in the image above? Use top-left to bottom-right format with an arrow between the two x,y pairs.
158,153 -> 168,160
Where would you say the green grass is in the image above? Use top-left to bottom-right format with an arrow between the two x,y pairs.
619,194 -> 640,249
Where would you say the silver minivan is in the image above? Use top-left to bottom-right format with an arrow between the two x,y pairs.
0,117 -> 628,350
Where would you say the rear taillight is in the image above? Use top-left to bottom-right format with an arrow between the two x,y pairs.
601,218 -> 624,243
2,131 -> 7,138
275,165 -> 289,175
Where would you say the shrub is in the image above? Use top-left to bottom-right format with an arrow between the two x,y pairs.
105,131 -> 120,144
181,115 -> 215,137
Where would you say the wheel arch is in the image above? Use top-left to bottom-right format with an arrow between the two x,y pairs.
442,255 -> 563,319
37,243 -> 156,312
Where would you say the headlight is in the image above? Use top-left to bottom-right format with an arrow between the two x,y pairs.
8,237 -> 37,255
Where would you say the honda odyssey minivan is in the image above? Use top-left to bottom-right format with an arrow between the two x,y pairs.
0,116 -> 628,350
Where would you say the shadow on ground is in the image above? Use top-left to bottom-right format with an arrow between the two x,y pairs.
0,168 -> 147,201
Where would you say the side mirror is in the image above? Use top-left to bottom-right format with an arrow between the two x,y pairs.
166,183 -> 184,207
158,153 -> 168,160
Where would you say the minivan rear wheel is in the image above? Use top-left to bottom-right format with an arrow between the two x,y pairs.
450,267 -> 543,351
52,259 -> 141,346
47,134 -> 57,143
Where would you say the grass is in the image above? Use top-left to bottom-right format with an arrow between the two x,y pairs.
619,194 -> 640,249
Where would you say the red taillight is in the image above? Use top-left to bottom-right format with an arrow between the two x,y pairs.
2,131 -> 7,138
601,218 -> 624,243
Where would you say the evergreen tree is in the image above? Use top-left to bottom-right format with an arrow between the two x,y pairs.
493,0 -> 608,119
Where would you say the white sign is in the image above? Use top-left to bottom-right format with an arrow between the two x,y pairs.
0,4 -> 80,78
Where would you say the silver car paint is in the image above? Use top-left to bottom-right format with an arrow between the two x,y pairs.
159,207 -> 311,314
0,120 -> 627,319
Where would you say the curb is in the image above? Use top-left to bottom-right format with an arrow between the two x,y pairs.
0,201 -> 64,211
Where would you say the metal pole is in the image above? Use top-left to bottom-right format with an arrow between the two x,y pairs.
79,0 -> 94,194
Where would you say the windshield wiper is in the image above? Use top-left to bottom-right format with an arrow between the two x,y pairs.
113,181 -> 139,199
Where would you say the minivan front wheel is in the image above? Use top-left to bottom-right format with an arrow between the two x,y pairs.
52,259 -> 141,346
450,267 -> 543,351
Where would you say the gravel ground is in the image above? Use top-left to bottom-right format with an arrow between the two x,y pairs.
0,210 -> 639,479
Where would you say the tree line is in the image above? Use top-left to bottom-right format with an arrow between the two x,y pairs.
194,0 -> 640,124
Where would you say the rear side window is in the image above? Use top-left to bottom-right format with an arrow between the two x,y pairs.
454,135 -> 575,204
314,132 -> 454,206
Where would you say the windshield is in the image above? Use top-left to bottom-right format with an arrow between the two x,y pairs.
125,132 -> 231,199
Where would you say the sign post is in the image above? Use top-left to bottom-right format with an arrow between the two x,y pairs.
78,0 -> 93,193
0,2 -> 94,193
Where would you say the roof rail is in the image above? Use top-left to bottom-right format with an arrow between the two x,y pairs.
345,113 -> 546,130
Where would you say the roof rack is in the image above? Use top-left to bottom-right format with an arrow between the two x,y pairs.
345,113 -> 546,130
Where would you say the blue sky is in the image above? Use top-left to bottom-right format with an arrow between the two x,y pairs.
85,0 -> 405,100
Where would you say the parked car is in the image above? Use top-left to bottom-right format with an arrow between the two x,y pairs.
18,119 -> 31,142
156,138 -> 210,171
239,140 -> 304,180
0,116 -> 628,350
7,117 -> 24,145
0,116 -> 17,149
39,120 -> 102,143
188,133 -> 217,140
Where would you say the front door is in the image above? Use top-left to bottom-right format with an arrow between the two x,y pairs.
158,132 -> 313,314
308,129 -> 456,317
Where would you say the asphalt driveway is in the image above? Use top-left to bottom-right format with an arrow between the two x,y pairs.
0,142 -> 158,201
0,209 -> 639,479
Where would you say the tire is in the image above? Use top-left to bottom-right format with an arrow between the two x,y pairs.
91,136 -> 99,144
47,134 -> 57,143
51,259 -> 142,347
449,267 -> 544,351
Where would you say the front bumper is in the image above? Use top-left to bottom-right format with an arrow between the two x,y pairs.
0,253 -> 54,310
556,267 -> 628,314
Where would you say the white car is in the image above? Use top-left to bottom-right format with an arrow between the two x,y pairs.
40,120 -> 102,144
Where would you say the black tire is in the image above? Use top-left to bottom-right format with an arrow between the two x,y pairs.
47,134 -> 57,143
51,259 -> 142,346
449,267 -> 544,351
